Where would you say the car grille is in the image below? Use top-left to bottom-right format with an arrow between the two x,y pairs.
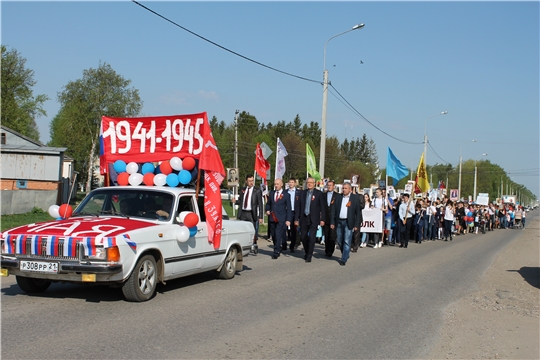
2,238 -> 82,261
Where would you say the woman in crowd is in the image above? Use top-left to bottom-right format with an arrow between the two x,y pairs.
414,202 -> 426,243
507,206 -> 515,228
436,200 -> 444,239
392,196 -> 402,245
472,205 -> 479,234
444,199 -> 455,241
359,193 -> 372,248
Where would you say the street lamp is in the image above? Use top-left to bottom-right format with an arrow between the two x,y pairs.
458,139 -> 477,199
423,111 -> 448,170
320,23 -> 365,179
473,153 -> 488,201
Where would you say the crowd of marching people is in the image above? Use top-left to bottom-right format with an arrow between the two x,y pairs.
235,175 -> 529,266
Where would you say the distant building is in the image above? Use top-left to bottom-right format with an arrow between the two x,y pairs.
0,125 -> 75,215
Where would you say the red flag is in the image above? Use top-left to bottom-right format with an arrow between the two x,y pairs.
255,143 -> 270,180
203,171 -> 224,249
198,112 -> 225,176
197,113 -> 225,249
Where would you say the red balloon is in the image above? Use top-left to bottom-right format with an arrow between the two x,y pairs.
58,204 -> 73,219
184,212 -> 199,228
143,173 -> 155,186
182,157 -> 195,171
117,172 -> 129,186
160,161 -> 173,175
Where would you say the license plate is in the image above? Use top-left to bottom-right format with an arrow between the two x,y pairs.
20,260 -> 59,274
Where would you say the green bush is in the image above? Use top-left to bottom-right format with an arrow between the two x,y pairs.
31,207 -> 45,214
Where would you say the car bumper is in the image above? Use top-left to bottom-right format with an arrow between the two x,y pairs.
1,257 -> 123,275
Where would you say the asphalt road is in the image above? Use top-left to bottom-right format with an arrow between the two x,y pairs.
2,212 -> 537,359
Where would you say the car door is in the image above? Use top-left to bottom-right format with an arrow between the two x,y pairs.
195,196 -> 229,270
170,195 -> 207,275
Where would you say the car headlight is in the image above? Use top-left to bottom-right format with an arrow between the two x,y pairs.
83,247 -> 108,260
82,246 -> 120,262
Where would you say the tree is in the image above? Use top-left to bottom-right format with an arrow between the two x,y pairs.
1,45 -> 49,141
50,62 -> 142,191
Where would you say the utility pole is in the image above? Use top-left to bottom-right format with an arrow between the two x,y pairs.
233,110 -> 239,217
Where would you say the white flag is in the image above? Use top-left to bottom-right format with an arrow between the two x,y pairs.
275,138 -> 288,180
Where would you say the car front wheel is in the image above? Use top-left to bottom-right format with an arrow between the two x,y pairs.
122,255 -> 158,302
218,247 -> 238,279
16,276 -> 51,293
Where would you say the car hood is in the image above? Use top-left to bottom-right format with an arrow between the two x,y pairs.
1,217 -> 159,239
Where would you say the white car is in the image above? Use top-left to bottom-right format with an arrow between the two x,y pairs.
1,187 -> 255,302
221,189 -> 233,201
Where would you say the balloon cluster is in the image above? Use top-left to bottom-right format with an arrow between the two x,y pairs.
48,204 -> 73,220
175,211 -> 200,242
113,156 -> 197,187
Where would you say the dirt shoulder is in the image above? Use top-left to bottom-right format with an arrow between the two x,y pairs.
428,215 -> 540,359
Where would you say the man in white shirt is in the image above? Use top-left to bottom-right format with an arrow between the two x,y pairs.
398,193 -> 415,248
425,200 -> 436,240
236,175 -> 263,255
330,183 -> 361,265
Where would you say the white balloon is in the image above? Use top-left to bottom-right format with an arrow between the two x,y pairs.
178,211 -> 191,223
48,204 -> 60,218
175,226 -> 191,243
170,157 -> 183,171
126,162 -> 139,175
128,173 -> 143,186
153,173 -> 167,187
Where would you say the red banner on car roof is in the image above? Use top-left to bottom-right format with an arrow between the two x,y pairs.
99,112 -> 225,249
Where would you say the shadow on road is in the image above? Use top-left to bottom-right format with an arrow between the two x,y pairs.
507,266 -> 540,289
1,264 -> 255,303
1,281 -> 124,302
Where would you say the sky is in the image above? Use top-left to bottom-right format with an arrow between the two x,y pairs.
2,1 -> 539,198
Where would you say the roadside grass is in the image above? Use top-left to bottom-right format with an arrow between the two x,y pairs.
1,192 -> 88,232
1,208 -> 54,232
222,200 -> 269,235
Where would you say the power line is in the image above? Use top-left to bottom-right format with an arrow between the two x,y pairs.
329,84 -> 423,145
132,1 -> 320,84
427,142 -> 450,164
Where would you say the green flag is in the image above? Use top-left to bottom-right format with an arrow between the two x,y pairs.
306,143 -> 321,181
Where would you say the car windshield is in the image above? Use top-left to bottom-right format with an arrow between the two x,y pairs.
74,189 -> 175,221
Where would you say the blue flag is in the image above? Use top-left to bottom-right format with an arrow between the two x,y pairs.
386,147 -> 409,184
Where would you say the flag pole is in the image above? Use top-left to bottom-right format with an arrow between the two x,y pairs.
405,153 -> 424,224
275,138 -> 279,180
196,166 -> 202,196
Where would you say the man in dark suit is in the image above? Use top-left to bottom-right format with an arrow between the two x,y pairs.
331,183 -> 362,266
266,178 -> 292,259
294,177 -> 326,263
286,177 -> 300,252
236,174 -> 263,255
323,180 -> 338,257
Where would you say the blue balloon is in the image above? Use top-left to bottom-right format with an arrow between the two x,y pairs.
178,170 -> 191,185
166,173 -> 179,187
467,211 -> 473,217
141,162 -> 154,175
113,160 -> 126,173
189,226 -> 198,237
